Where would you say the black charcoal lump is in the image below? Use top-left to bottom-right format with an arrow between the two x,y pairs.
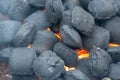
46,0 -> 63,24
72,6 -> 95,36
64,69 -> 90,80
108,63 -> 120,80
88,47 -> 112,78
9,48 -> 37,75
53,42 -> 78,67
60,25 -> 82,48
106,46 -> 120,63
104,16 -> 120,43
33,50 -> 64,80
8,0 -> 32,22
0,20 -> 21,46
32,30 -> 58,55
82,26 -> 110,50
88,0 -> 118,20
24,11 -> 50,31
115,0 -> 120,15
13,23 -> 36,47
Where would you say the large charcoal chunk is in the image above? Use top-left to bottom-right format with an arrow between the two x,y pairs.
63,0 -> 80,11
108,63 -> 120,80
64,69 -> 90,80
8,0 -> 32,22
12,75 -> 35,80
33,50 -> 64,80
88,47 -> 112,78
88,0 -> 118,20
28,0 -> 46,10
106,46 -> 120,63
24,11 -> 50,31
114,0 -> 120,16
60,10 -> 72,26
72,6 -> 95,36
104,16 -> 120,43
46,0 -> 63,24
9,48 -> 37,75
32,30 -> 58,55
53,42 -> 78,67
0,47 -> 13,64
82,26 -> 110,50
0,20 -> 21,46
60,25 -> 82,48
13,23 -> 36,47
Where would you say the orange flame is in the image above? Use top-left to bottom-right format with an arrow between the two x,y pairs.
55,32 -> 62,41
27,44 -> 32,48
46,28 -> 51,31
109,43 -> 120,47
64,66 -> 75,71
76,49 -> 89,60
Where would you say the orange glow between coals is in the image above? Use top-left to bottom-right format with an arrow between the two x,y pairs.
27,44 -> 32,48
54,32 -> 62,41
64,66 -> 75,71
109,43 -> 120,47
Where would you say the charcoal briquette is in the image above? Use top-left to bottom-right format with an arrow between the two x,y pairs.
64,69 -> 90,80
106,46 -> 120,63
88,47 -> 112,78
53,42 -> 78,67
12,75 -> 35,80
32,30 -> 58,55
33,50 -> 64,80
108,63 -> 120,80
24,11 -> 50,31
8,0 -> 32,22
103,16 -> 120,43
46,0 -> 63,24
13,23 -> 36,47
72,6 -> 95,36
60,25 -> 82,48
88,0 -> 118,20
0,20 -> 21,47
9,48 -> 37,75
82,26 -> 110,50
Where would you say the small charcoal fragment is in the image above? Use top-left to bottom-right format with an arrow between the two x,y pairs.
33,50 -> 64,80
88,47 -> 112,78
108,63 -> 120,80
64,69 -> 90,80
46,0 -> 63,24
9,48 -> 37,75
88,0 -> 118,20
60,25 -> 82,48
24,11 -> 50,31
72,6 -> 95,36
82,26 -> 110,50
12,75 -> 35,80
0,20 -> 21,46
13,23 -> 36,47
32,30 -> 58,55
53,42 -> 78,67
103,16 -> 120,43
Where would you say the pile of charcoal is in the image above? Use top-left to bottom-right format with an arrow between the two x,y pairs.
0,0 -> 120,80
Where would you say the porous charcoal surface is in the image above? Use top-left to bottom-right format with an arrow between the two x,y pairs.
46,0 -> 63,24
13,23 -> 36,47
104,16 -> 120,43
9,48 -> 37,75
88,0 -> 118,20
32,30 -> 58,55
24,11 -> 50,31
33,50 -> 64,80
82,26 -> 110,50
88,47 -> 112,78
53,42 -> 78,67
72,6 -> 95,36
0,20 -> 21,47
60,25 -> 82,48
108,63 -> 120,80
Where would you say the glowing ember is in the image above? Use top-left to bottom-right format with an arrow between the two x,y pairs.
76,49 -> 89,60
46,28 -> 51,31
55,32 -> 62,41
109,43 -> 120,47
64,66 -> 75,71
27,44 -> 32,48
